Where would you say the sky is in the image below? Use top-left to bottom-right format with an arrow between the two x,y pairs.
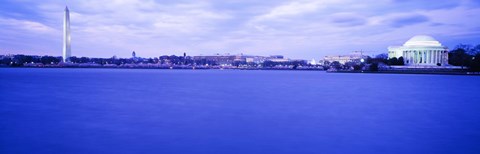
0,0 -> 479,59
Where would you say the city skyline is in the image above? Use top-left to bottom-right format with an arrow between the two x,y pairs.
0,0 -> 480,59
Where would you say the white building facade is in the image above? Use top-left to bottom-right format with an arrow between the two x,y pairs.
324,51 -> 368,64
388,35 -> 448,66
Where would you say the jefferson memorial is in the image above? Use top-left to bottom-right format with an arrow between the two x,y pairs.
388,35 -> 449,66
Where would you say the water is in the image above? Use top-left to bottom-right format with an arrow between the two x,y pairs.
1,68 -> 479,154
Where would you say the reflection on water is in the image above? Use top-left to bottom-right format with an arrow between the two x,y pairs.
1,68 -> 479,154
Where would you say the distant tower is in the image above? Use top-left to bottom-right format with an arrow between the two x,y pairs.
132,51 -> 136,58
63,6 -> 71,62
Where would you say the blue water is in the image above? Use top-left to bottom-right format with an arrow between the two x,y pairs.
1,68 -> 479,154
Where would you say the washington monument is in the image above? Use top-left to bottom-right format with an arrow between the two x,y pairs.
63,5 -> 71,62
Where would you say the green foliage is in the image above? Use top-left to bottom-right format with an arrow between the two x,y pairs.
369,63 -> 379,71
450,44 -> 480,71
262,60 -> 307,68
398,57 -> 405,65
366,56 -> 387,65
375,53 -> 388,60
387,56 -> 405,66
449,48 -> 471,67
330,61 -> 342,70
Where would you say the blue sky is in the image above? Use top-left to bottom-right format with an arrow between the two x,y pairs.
0,0 -> 479,59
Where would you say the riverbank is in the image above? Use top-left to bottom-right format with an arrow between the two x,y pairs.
0,65 -> 325,71
328,70 -> 480,75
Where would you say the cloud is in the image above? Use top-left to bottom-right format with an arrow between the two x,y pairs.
0,17 -> 56,33
0,0 -> 480,59
389,0 -> 461,10
386,14 -> 430,28
330,13 -> 367,27
252,1 -> 322,21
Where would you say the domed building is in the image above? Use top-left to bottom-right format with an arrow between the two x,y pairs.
388,35 -> 448,66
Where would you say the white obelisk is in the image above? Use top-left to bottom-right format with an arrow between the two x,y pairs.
63,6 -> 71,62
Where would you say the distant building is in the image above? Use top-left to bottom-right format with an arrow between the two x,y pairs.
269,55 -> 284,59
193,53 -> 240,65
388,35 -> 448,66
266,55 -> 290,62
317,59 -> 325,66
246,56 -> 266,64
309,59 -> 317,65
132,51 -> 136,58
192,54 -> 305,66
324,51 -> 368,64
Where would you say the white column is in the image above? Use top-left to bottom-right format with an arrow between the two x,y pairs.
413,51 -> 416,64
405,50 -> 410,63
420,51 -> 423,64
427,50 -> 429,64
422,51 -> 425,63
421,51 -> 424,63
444,50 -> 448,64
408,51 -> 410,64
425,51 -> 427,64
418,51 -> 422,64
411,51 -> 414,64
409,51 -> 412,64
416,51 -> 419,64
414,51 -> 416,64
437,50 -> 442,64
405,50 -> 410,64
418,51 -> 420,64
426,51 -> 428,64
440,51 -> 444,64
432,50 -> 435,64
426,51 -> 429,64
419,51 -> 421,64
429,50 -> 432,64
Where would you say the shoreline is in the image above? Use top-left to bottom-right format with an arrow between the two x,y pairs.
328,70 -> 480,76
2,66 -> 479,75
0,66 -> 325,71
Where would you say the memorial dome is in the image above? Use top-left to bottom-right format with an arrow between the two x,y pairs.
403,35 -> 442,47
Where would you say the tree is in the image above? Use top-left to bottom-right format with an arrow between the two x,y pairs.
449,48 -> 471,69
1,56 -> 12,65
330,61 -> 342,70
353,64 -> 364,71
344,62 -> 356,70
367,55 -> 387,65
387,57 -> 405,66
470,53 -> 480,71
375,53 -> 388,60
455,44 -> 473,55
473,44 -> 480,56
387,57 -> 398,65
369,63 -> 379,71
70,56 -> 80,63
398,57 -> 405,65
366,57 -> 373,64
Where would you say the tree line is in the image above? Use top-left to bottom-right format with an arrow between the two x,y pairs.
0,54 -> 311,68
448,44 -> 480,71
